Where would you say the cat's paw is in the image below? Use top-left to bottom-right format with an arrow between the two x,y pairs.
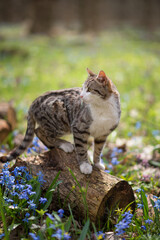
59,142 -> 74,153
95,162 -> 105,170
80,162 -> 92,174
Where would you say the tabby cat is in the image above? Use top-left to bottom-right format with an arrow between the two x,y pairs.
0,69 -> 121,174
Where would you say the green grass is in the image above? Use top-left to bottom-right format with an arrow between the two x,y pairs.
0,25 -> 160,142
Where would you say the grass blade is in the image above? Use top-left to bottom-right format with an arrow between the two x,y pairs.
78,219 -> 90,240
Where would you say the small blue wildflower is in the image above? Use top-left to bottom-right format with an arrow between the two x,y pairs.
58,209 -> 64,218
46,213 -> 55,221
145,219 -> 153,224
141,225 -> 146,231
49,223 -> 56,229
111,157 -> 119,165
23,212 -> 30,223
152,130 -> 160,137
127,132 -> 132,137
5,198 -> 14,203
104,170 -> 110,174
137,203 -> 143,209
135,121 -> 141,129
36,171 -> 46,185
52,229 -> 62,239
12,167 -> 22,177
29,233 -> 40,240
33,137 -> 40,147
39,197 -> 47,204
64,232 -> 71,240
115,211 -> 133,236
32,146 -> 38,152
0,233 -> 5,239
110,152 -> 116,158
27,200 -> 36,210
97,231 -> 105,239
154,198 -> 160,210
27,148 -> 32,154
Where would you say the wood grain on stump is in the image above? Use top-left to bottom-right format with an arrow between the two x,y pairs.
13,148 -> 135,224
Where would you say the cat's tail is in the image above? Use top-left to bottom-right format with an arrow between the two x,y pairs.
0,112 -> 35,163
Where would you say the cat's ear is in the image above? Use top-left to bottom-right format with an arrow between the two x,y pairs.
97,70 -> 112,91
87,68 -> 95,76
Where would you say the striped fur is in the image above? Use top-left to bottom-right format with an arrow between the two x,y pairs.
0,69 -> 121,174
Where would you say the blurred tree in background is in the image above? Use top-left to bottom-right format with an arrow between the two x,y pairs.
0,0 -> 160,34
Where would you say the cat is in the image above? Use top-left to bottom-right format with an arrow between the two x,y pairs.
0,68 -> 121,174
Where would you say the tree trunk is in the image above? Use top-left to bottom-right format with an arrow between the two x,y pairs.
13,148 -> 135,224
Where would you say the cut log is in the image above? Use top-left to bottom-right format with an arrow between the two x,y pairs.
11,148 -> 135,225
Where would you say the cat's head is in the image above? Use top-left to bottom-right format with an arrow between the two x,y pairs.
80,68 -> 118,104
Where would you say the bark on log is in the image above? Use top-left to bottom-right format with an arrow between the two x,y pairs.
0,102 -> 17,143
11,148 -> 135,225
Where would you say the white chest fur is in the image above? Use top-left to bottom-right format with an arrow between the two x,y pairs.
89,95 -> 120,138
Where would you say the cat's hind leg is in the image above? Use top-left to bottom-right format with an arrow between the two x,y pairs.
35,127 -> 74,153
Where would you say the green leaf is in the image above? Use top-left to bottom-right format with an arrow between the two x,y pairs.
8,223 -> 21,232
78,219 -> 90,240
149,160 -> 160,168
65,216 -> 72,232
141,190 -> 149,220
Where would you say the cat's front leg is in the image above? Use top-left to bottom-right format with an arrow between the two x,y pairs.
73,128 -> 92,174
93,135 -> 107,171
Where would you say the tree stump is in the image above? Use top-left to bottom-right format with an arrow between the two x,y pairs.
0,102 -> 17,143
11,148 -> 135,225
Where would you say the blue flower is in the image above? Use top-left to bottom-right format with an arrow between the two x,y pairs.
145,219 -> 153,224
52,229 -> 62,239
115,211 -> 133,236
137,203 -> 143,209
23,213 -> 30,223
58,209 -> 64,218
27,200 -> 36,210
64,232 -> 71,239
135,121 -> 141,129
0,233 -> 5,239
36,171 -> 46,185
97,231 -> 105,239
39,197 -> 47,204
111,157 -> 119,165
154,198 -> 160,210
141,225 -> 146,231
29,233 -> 40,240
152,130 -> 160,137
46,213 -> 55,221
